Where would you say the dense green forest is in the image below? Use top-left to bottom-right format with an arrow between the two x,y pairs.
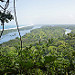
0,25 -> 75,75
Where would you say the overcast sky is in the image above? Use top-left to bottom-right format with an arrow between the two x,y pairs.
7,0 -> 75,25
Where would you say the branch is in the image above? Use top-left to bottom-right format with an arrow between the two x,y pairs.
0,5 -> 4,10
0,0 -> 9,38
4,0 -> 9,12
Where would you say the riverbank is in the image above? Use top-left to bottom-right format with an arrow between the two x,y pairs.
0,25 -> 42,44
0,25 -> 75,44
0,26 -> 34,35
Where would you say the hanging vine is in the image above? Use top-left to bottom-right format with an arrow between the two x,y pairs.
13,0 -> 22,52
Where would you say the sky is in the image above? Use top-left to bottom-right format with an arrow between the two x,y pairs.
5,0 -> 75,25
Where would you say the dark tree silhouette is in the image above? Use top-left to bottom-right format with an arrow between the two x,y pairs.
0,0 -> 22,51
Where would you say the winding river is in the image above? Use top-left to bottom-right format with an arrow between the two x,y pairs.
0,26 -> 72,44
0,25 -> 41,44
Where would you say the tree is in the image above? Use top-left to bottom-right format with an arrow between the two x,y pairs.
0,0 -> 13,38
0,0 -> 22,50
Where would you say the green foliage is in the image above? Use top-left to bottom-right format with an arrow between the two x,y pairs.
0,25 -> 75,74
0,11 -> 14,24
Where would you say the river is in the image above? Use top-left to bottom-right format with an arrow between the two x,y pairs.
0,25 -> 42,44
0,26 -> 72,44
65,29 -> 71,35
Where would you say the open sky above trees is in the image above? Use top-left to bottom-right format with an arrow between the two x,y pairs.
2,0 -> 75,25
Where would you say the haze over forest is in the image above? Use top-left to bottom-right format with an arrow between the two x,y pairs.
6,0 -> 75,25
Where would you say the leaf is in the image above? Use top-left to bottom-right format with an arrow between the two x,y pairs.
44,56 -> 56,63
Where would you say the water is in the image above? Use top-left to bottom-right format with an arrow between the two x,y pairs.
0,25 -> 72,44
0,24 -> 34,30
65,29 -> 71,35
0,25 -> 42,44
0,25 -> 15,30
